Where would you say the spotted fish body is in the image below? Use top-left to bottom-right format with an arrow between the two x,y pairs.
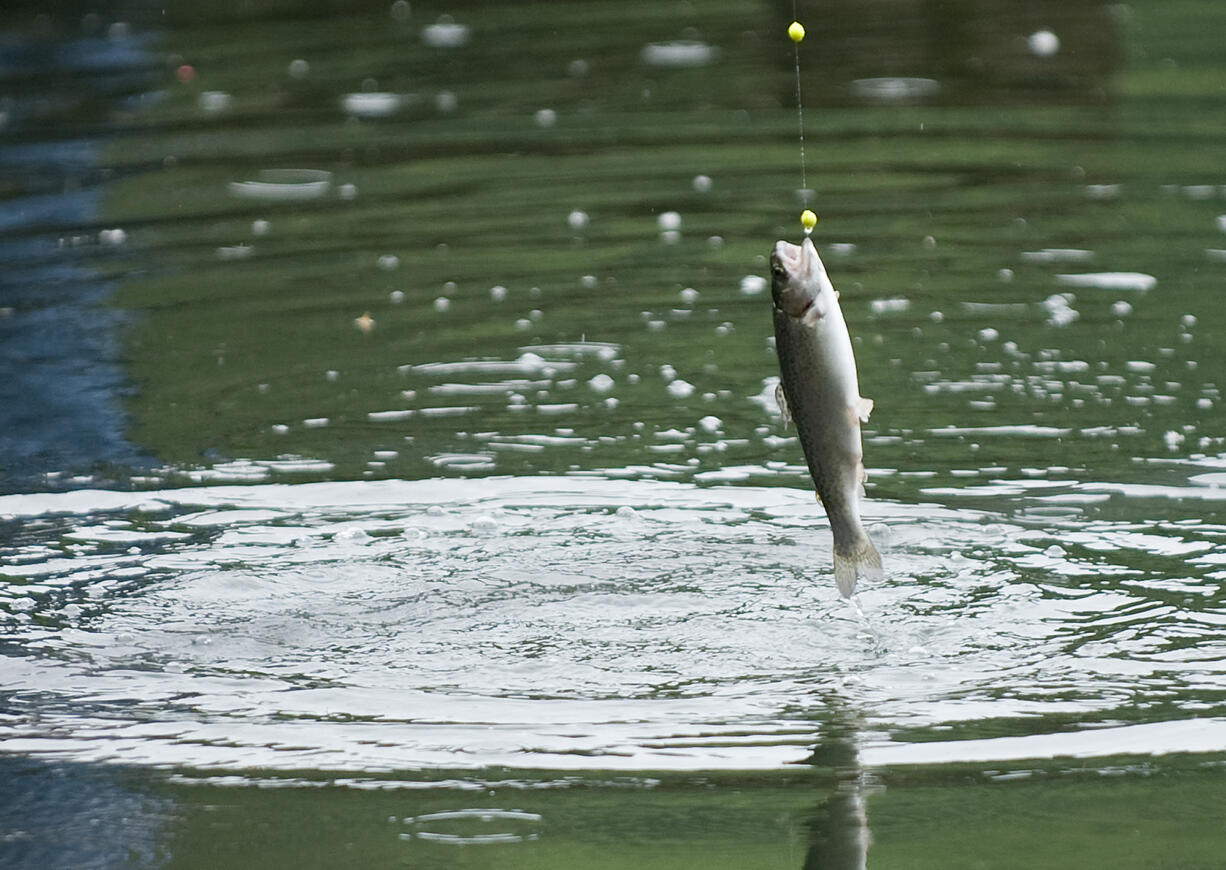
770,237 -> 882,596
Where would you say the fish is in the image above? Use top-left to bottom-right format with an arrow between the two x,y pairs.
770,236 -> 882,597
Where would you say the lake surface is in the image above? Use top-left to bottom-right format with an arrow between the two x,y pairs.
2,0 -> 1226,867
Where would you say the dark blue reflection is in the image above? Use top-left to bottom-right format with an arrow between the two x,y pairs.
0,21 -> 156,493
0,757 -> 171,870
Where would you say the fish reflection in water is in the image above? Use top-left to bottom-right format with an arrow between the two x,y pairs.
803,707 -> 872,870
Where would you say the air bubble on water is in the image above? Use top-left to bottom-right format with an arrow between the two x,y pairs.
1028,30 -> 1060,57
692,175 -> 712,193
567,58 -> 590,77
271,424 -> 289,434
698,415 -> 721,433
658,211 -> 682,231
567,210 -> 589,231
923,235 -> 936,250
342,93 -> 402,118
679,287 -> 699,304
288,58 -> 310,78
339,183 -> 358,200
739,275 -> 767,296
581,275 -> 598,289
433,297 -> 450,312
515,318 -> 531,330
1111,300 -> 1132,316
667,379 -> 695,398
871,297 -> 910,314
640,41 -> 719,68
469,515 -> 499,535
377,255 -> 400,271
1084,183 -> 1121,199
335,527 -> 372,545
489,285 -> 507,301
534,108 -> 557,128
216,244 -> 252,261
707,235 -> 723,247
198,91 -> 233,113
435,91 -> 458,113
422,16 -> 470,48
390,1 -> 411,22
588,374 -> 614,392
325,370 -> 339,381
978,327 -> 999,342
659,231 -> 680,245
389,290 -> 405,304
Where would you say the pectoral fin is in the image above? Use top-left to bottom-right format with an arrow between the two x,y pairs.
775,383 -> 791,423
801,303 -> 825,328
856,397 -> 874,423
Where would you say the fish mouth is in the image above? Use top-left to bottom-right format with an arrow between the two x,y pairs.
771,240 -> 802,276
771,237 -> 819,278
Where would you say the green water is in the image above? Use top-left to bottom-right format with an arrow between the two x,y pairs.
2,0 -> 1226,867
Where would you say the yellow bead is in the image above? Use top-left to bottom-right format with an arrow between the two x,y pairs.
787,21 -> 805,43
801,209 -> 818,231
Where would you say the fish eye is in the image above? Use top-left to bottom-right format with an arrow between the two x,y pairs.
771,265 -> 787,280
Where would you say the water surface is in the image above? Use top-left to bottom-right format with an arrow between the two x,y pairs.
2,0 -> 1226,867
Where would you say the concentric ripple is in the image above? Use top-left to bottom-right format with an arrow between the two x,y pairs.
2,477 -> 1225,771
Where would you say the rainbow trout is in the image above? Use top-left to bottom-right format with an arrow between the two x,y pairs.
770,237 -> 882,596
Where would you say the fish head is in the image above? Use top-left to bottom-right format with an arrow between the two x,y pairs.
770,237 -> 831,318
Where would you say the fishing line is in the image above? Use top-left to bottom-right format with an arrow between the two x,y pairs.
787,9 -> 818,236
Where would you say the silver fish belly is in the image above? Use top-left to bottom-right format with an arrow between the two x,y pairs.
770,237 -> 882,597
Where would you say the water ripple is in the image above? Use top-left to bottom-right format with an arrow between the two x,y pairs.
2,478 -> 1225,770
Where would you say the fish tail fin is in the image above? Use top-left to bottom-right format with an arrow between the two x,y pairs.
833,537 -> 883,598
